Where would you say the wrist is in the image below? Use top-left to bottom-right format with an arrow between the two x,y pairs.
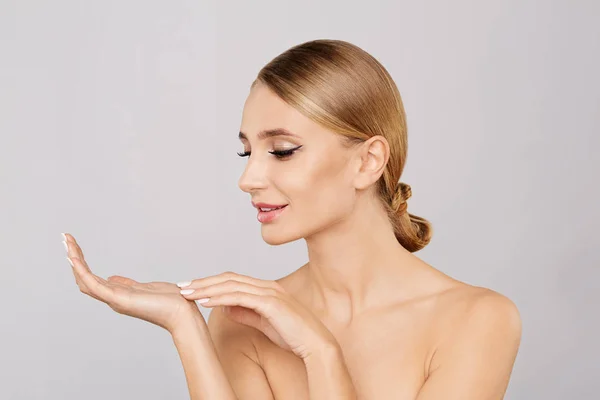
171,307 -> 210,343
303,337 -> 342,365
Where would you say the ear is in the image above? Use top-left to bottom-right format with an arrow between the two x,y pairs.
352,135 -> 390,190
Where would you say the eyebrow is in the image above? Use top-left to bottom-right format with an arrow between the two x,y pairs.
238,128 -> 300,141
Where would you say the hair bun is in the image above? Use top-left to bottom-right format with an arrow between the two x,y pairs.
391,182 -> 412,214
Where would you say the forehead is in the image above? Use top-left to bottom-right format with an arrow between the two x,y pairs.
239,83 -> 324,142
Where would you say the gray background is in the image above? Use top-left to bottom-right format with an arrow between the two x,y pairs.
1,0 -> 598,399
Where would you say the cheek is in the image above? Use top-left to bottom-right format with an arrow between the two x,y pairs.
288,156 -> 354,218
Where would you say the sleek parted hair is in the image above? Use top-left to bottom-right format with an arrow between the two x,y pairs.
252,39 -> 432,252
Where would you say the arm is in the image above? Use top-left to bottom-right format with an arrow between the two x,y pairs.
303,341 -> 358,400
208,303 -> 357,400
171,306 -> 275,400
416,291 -> 522,400
206,306 -> 275,400
173,272 -> 358,399
171,308 -> 239,400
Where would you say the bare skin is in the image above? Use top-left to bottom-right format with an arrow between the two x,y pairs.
214,81 -> 523,399
269,265 -> 519,399
67,79 -> 521,399
208,258 -> 521,400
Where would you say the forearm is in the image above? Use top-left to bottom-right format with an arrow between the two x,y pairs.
171,311 -> 237,400
303,342 -> 358,400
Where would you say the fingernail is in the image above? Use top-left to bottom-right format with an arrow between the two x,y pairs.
177,281 -> 191,288
62,240 -> 68,252
67,257 -> 74,267
61,233 -> 67,241
196,298 -> 210,304
180,289 -> 195,295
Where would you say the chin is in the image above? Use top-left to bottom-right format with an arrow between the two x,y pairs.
260,225 -> 305,246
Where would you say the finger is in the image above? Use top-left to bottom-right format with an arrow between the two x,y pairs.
70,256 -> 115,303
193,291 -> 278,316
64,244 -> 106,285
64,233 -> 86,261
179,280 -> 277,301
69,258 -> 104,302
63,239 -> 75,260
67,255 -> 91,288
183,271 -> 281,291
70,258 -> 88,290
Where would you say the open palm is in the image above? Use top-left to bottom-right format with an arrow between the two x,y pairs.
64,233 -> 198,333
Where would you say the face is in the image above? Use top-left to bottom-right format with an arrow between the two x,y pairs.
238,83 -> 360,245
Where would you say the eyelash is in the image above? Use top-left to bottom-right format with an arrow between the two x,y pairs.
237,146 -> 302,159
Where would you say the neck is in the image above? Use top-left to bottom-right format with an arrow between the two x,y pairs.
301,198 -> 425,325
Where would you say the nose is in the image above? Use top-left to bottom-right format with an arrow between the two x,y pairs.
238,154 -> 268,194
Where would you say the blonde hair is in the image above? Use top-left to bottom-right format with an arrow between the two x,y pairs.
252,39 -> 432,252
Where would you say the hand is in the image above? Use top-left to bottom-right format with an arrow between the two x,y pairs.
177,271 -> 338,360
64,233 -> 199,334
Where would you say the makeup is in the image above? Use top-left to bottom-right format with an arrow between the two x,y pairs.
257,205 -> 288,223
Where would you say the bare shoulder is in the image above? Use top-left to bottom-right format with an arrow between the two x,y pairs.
434,283 -> 522,333
425,282 -> 522,386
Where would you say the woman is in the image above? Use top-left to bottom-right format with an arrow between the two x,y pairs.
65,39 -> 521,399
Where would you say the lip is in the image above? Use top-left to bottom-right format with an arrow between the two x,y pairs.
252,201 -> 288,209
256,204 -> 288,223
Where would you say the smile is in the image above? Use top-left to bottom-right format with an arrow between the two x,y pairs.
257,205 -> 288,223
